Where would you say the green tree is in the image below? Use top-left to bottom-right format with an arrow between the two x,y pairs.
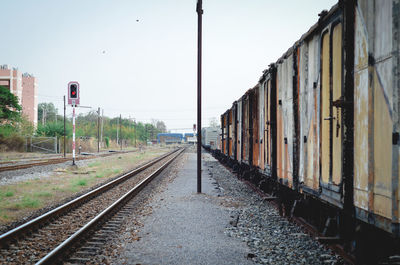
38,102 -> 58,125
0,85 -> 22,123
36,121 -> 71,137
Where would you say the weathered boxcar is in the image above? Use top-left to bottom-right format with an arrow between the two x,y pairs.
214,0 -> 400,261
259,67 -> 277,177
276,48 -> 297,189
353,0 -> 400,237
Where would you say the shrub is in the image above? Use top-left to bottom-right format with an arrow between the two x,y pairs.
0,133 -> 24,151
104,136 -> 110,148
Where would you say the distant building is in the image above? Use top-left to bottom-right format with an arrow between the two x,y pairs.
157,133 -> 183,144
184,133 -> 197,143
0,65 -> 38,126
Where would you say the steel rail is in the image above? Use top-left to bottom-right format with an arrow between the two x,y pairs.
0,148 -> 180,247
36,148 -> 184,265
0,149 -> 138,172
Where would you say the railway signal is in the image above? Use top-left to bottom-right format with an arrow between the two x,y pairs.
68,81 -> 80,166
68,81 -> 80,106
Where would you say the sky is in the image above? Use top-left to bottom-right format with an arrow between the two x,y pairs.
1,0 -> 337,132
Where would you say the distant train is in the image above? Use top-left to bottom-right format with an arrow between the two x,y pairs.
201,127 -> 220,150
211,0 -> 400,262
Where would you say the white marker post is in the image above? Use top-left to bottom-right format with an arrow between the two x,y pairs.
72,104 -> 76,165
68,82 -> 80,166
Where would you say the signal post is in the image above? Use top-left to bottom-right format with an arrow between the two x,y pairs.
68,81 -> 80,165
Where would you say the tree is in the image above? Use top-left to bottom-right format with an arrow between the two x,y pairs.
209,117 -> 219,128
155,120 -> 167,133
0,85 -> 22,123
36,121 -> 71,137
38,102 -> 58,125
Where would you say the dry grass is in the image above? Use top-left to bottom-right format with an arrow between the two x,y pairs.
0,147 -> 172,225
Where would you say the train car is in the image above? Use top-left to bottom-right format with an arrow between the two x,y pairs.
228,108 -> 233,159
213,0 -> 400,262
259,67 -> 277,178
353,0 -> 400,240
220,111 -> 227,155
201,127 -> 220,150
236,97 -> 243,163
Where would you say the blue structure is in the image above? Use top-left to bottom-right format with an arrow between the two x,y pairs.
183,133 -> 195,142
157,133 -> 183,144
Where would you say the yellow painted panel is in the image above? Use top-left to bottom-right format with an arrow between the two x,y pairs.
398,153 -> 400,222
321,32 -> 330,184
354,70 -> 369,194
374,194 -> 392,219
306,116 -> 316,189
354,188 -> 369,211
332,23 -> 343,185
373,70 -> 392,202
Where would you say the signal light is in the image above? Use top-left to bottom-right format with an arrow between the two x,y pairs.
68,81 -> 80,106
70,84 -> 78,99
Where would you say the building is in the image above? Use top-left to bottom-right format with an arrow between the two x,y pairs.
157,133 -> 183,144
0,65 -> 38,126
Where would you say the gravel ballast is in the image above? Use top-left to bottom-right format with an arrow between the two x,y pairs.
203,153 -> 345,264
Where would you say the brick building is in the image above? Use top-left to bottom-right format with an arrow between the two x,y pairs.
0,65 -> 38,126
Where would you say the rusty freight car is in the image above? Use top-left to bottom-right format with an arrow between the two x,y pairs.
214,0 -> 400,262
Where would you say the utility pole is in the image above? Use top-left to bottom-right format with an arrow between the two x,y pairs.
134,120 -> 137,147
120,114 -> 122,150
196,0 -> 203,193
117,116 -> 119,146
63,96 -> 66,158
101,109 -> 104,148
42,106 -> 46,125
97,107 -> 100,153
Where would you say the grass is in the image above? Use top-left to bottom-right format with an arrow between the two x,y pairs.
14,197 -> 41,209
72,178 -> 87,187
34,192 -> 52,198
0,147 -> 170,225
88,161 -> 101,168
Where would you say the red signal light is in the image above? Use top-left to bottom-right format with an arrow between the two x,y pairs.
70,84 -> 78,99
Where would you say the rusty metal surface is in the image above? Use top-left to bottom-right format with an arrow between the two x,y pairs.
252,86 -> 260,167
277,53 -> 294,188
237,98 -> 243,162
353,0 -> 399,234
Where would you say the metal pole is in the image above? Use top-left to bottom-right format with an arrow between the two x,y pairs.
72,105 -> 76,165
117,116 -> 119,145
97,107 -> 100,153
101,109 -> 104,148
196,0 -> 203,193
63,96 -> 66,158
120,114 -> 122,150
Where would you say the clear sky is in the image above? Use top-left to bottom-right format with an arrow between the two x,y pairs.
2,0 -> 337,132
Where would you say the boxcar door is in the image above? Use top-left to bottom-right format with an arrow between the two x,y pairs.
265,79 -> 272,172
252,88 -> 260,167
320,22 -> 343,199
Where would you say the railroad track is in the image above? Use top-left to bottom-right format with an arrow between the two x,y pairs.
0,150 -> 138,172
0,148 -> 184,264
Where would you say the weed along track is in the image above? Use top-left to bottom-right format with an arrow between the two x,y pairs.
0,148 -> 184,264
